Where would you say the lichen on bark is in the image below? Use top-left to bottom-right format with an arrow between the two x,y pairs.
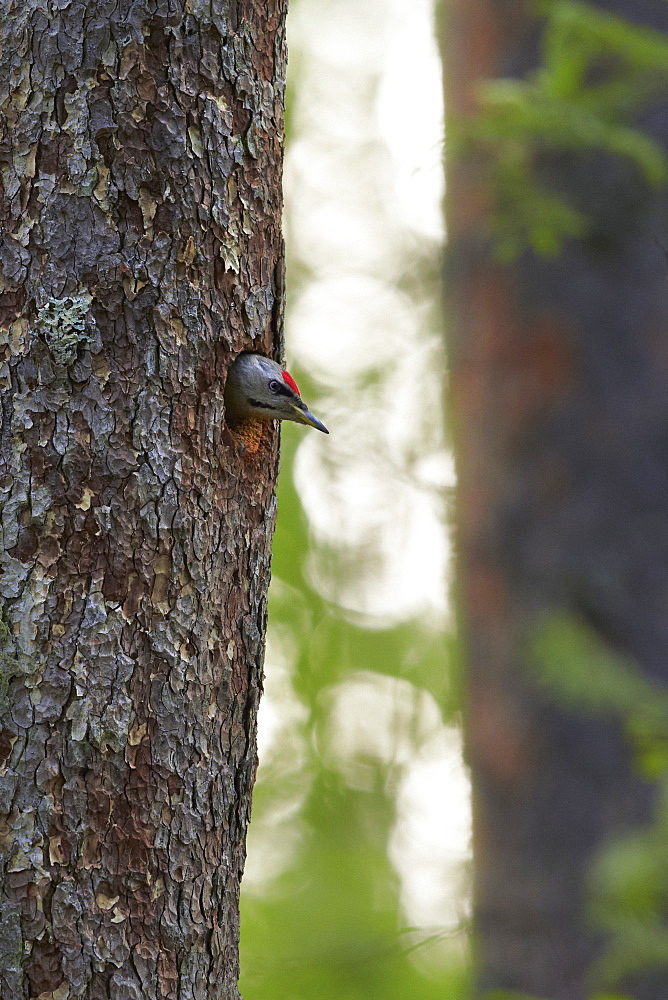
0,2 -> 287,997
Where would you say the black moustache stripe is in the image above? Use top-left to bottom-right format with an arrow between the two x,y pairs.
249,399 -> 278,410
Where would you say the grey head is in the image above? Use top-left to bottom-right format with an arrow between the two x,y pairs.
224,354 -> 329,433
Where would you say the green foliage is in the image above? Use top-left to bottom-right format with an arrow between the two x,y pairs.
242,1 -> 668,996
530,614 -> 668,722
531,615 -> 668,779
531,614 -> 668,992
242,762 -> 470,1000
239,426 -> 464,999
588,777 -> 668,987
466,0 -> 668,259
589,995 -> 634,1000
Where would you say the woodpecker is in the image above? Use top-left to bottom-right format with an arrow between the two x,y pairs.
224,353 -> 328,449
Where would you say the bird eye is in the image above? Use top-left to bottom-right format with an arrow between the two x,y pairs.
268,379 -> 282,393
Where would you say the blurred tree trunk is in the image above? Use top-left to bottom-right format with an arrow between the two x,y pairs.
444,2 -> 668,998
0,2 -> 286,998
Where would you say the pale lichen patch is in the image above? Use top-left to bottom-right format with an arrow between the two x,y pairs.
33,294 -> 96,367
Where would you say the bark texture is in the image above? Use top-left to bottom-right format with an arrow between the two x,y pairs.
0,2 -> 287,997
444,2 -> 668,998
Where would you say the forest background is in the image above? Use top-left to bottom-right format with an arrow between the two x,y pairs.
239,0 -> 467,997
240,0 -> 668,999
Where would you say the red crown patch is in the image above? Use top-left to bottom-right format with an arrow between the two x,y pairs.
282,370 -> 300,396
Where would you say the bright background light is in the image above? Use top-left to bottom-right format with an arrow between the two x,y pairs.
244,0 -> 471,969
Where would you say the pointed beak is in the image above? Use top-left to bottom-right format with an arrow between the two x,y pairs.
291,402 -> 329,434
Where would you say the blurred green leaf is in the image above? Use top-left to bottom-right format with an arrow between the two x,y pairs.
589,994 -> 635,1000
591,918 -> 668,987
241,764 -> 470,999
530,614 -> 668,740
530,613 -> 668,992
467,0 -> 668,259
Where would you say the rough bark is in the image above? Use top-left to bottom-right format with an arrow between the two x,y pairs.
0,2 -> 287,997
444,2 -> 668,998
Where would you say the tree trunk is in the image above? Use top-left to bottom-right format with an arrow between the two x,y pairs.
0,2 -> 286,997
444,2 -> 668,999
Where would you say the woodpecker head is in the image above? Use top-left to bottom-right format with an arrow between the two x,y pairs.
224,353 -> 329,434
